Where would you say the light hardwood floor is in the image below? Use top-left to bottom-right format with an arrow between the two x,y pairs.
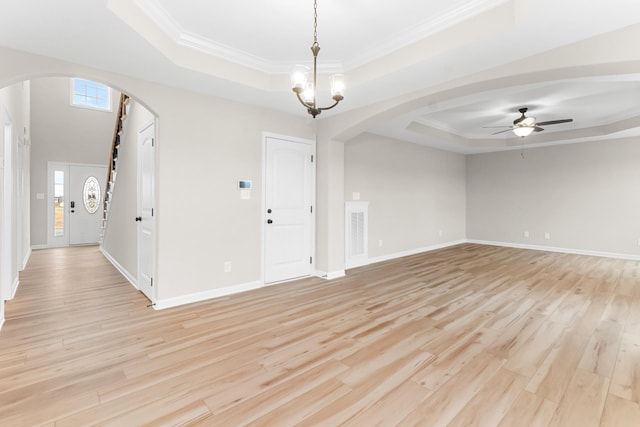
1,244 -> 639,426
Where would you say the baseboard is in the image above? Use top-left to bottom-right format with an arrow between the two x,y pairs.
99,246 -> 138,289
0,317 -> 4,331
466,239 -> 640,261
31,244 -> 49,250
10,277 -> 19,299
367,240 -> 467,266
314,270 -> 346,280
21,248 -> 32,270
154,280 -> 263,310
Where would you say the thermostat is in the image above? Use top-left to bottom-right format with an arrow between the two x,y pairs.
238,180 -> 252,189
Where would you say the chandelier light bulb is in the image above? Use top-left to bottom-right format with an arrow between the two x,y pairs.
302,84 -> 315,104
291,65 -> 309,90
330,74 -> 345,99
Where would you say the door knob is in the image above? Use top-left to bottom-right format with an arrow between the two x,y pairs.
135,216 -> 142,222
267,208 -> 272,213
267,219 -> 273,224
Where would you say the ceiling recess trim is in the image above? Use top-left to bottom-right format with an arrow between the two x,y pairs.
343,0 -> 511,70
134,0 -> 510,75
133,0 -> 342,74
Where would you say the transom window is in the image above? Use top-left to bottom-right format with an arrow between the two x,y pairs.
70,78 -> 112,111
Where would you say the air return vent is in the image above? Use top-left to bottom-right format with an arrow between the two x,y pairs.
345,201 -> 369,269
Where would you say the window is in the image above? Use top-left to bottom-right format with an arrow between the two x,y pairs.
71,78 -> 112,111
54,170 -> 64,236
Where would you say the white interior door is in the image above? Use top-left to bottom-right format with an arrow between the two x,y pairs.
137,121 -> 155,301
69,165 -> 107,245
16,137 -> 24,271
264,136 -> 313,284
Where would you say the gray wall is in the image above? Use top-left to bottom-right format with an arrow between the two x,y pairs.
344,133 -> 466,260
466,138 -> 640,256
101,101 -> 154,280
30,77 -> 118,246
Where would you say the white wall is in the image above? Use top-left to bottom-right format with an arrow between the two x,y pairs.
466,138 -> 640,257
30,77 -> 118,246
344,133 -> 466,262
101,100 -> 154,282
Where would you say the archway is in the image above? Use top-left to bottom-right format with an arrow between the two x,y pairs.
0,63 -> 159,325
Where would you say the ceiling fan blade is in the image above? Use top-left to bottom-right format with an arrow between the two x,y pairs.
491,128 -> 514,135
482,126 -> 512,129
536,118 -> 573,126
533,126 -> 544,132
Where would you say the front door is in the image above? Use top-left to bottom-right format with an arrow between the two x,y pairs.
137,121 -> 155,301
69,165 -> 107,245
264,135 -> 314,284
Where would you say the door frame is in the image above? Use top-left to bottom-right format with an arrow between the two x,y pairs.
261,132 -> 316,286
16,135 -> 28,271
137,119 -> 156,303
47,162 -> 106,247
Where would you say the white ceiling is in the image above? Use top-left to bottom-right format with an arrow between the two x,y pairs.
1,0 -> 639,153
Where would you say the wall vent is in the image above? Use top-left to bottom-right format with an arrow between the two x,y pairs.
345,201 -> 369,269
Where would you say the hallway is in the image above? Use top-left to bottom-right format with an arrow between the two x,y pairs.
0,246 -> 152,425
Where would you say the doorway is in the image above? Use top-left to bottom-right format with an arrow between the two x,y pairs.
47,163 -> 107,247
263,134 -> 315,284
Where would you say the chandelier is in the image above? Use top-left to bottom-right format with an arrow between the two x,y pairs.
290,0 -> 345,118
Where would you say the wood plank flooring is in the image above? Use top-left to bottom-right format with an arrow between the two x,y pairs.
0,243 -> 639,426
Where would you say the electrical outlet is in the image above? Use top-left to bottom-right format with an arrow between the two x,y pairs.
544,232 -> 551,240
523,231 -> 529,238
378,240 -> 383,247
224,261 -> 232,273
637,238 -> 640,246
438,230 -> 443,238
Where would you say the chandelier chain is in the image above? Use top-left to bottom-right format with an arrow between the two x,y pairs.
313,0 -> 318,45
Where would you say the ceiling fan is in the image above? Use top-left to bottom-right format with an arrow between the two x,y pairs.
486,107 -> 573,137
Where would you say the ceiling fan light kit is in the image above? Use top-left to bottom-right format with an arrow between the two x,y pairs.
487,107 -> 573,137
291,0 -> 345,118
513,125 -> 535,137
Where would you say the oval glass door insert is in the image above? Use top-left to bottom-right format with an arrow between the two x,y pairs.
83,176 -> 101,214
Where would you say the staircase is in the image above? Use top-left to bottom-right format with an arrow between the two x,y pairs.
100,93 -> 130,242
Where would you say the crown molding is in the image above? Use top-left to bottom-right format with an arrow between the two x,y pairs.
343,0 -> 511,70
134,0 -> 508,75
